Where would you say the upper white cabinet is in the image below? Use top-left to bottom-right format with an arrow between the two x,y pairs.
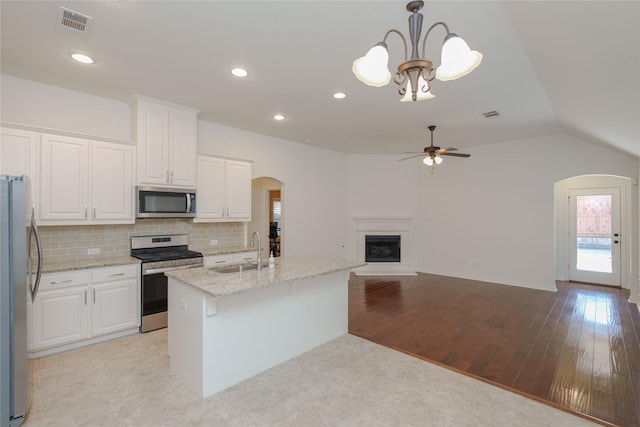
39,134 -> 134,225
0,127 -> 39,216
196,155 -> 252,222
133,96 -> 199,188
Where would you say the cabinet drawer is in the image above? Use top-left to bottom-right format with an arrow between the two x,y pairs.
39,271 -> 90,291
203,254 -> 235,267
92,264 -> 139,283
233,251 -> 257,263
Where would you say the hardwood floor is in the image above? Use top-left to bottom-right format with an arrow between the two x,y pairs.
348,273 -> 640,427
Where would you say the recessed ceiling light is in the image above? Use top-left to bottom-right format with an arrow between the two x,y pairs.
333,92 -> 347,99
71,53 -> 94,64
231,68 -> 248,77
273,114 -> 286,121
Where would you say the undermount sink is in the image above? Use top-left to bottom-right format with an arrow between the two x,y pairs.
211,263 -> 268,274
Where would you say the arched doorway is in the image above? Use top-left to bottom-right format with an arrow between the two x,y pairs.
250,177 -> 284,258
555,175 -> 632,288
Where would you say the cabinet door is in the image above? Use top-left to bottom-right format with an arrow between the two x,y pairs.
91,141 -> 134,222
91,279 -> 139,337
40,134 -> 89,221
225,160 -> 252,220
0,127 -> 38,177
31,287 -> 89,350
0,128 -> 38,219
137,104 -> 170,185
169,111 -> 197,187
196,156 -> 226,220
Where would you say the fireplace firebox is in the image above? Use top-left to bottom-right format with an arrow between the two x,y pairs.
365,235 -> 401,262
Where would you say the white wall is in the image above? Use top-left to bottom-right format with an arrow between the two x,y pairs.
1,75 -> 130,141
348,134 -> 639,293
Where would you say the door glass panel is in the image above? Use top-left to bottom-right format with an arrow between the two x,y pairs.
575,195 -> 612,273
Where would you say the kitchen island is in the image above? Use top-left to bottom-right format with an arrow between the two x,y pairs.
165,255 -> 365,398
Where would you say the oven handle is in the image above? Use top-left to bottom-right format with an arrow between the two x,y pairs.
143,263 -> 202,276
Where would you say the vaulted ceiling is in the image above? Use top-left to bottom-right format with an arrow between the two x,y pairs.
1,1 -> 638,157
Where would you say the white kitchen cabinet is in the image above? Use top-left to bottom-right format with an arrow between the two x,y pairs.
39,134 -> 134,225
196,156 -> 252,222
134,97 -> 198,188
29,265 -> 140,356
91,141 -> 134,221
0,127 -> 39,218
31,271 -> 91,351
90,265 -> 139,336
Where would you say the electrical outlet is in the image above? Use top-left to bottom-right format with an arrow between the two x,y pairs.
210,239 -> 218,246
87,248 -> 100,255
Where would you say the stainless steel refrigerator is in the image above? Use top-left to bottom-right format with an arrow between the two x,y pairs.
1,175 -> 42,427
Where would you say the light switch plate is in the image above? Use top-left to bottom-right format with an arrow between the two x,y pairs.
87,248 -> 100,255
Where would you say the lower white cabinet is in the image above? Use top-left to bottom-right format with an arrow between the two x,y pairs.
91,266 -> 139,336
32,283 -> 90,350
30,264 -> 140,355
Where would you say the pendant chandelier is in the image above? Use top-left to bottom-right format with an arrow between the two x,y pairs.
352,0 -> 482,101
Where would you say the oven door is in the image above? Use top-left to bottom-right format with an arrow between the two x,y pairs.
141,272 -> 168,333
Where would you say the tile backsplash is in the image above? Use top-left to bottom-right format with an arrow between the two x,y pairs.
33,219 -> 246,264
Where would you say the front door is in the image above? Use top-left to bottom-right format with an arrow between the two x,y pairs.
569,188 -> 621,286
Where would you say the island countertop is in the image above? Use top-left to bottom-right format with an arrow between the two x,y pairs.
165,254 -> 365,298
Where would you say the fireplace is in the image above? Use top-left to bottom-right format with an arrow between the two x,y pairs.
365,235 -> 401,262
353,217 -> 416,276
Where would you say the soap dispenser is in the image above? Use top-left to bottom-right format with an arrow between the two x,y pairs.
268,251 -> 275,269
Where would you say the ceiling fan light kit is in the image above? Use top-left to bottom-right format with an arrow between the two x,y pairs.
400,125 -> 470,169
353,0 -> 482,101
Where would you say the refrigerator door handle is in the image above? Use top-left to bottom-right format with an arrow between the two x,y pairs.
29,205 -> 42,302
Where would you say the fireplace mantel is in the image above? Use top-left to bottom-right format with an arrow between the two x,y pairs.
354,217 -> 416,276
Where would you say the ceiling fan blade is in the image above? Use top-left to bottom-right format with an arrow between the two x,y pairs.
436,147 -> 458,153
440,152 -> 470,158
399,153 -> 427,161
403,151 -> 427,154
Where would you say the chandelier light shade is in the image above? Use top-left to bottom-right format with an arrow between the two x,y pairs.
436,34 -> 483,81
352,42 -> 392,87
353,0 -> 482,101
400,74 -> 435,102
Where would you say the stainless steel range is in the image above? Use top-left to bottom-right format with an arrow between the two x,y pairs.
131,234 -> 203,333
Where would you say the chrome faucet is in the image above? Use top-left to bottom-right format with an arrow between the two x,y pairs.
249,231 -> 262,270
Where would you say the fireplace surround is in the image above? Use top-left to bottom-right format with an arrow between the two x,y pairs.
354,217 -> 416,276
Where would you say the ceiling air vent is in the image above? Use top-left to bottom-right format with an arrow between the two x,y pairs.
56,7 -> 93,36
483,111 -> 500,118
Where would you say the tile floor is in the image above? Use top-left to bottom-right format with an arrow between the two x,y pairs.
25,331 -> 598,426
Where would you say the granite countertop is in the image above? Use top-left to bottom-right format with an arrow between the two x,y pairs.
38,247 -> 255,274
41,256 -> 141,274
165,254 -> 365,298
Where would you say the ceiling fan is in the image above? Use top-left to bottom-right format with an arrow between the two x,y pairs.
400,125 -> 470,166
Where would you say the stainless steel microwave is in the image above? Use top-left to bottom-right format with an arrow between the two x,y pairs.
136,186 -> 196,218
